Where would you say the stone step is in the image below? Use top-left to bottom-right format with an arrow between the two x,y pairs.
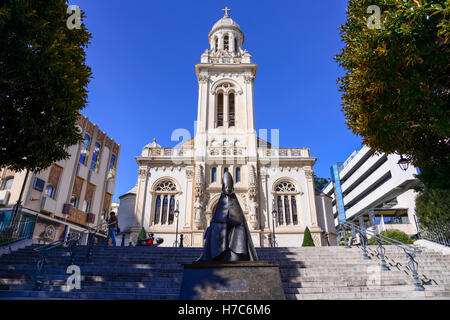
284,284 -> 444,294
0,289 -> 178,300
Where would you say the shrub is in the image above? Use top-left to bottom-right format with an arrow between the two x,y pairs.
302,227 -> 315,247
369,229 -> 414,245
136,227 -> 147,245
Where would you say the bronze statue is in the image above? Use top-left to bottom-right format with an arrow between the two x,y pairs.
197,171 -> 258,262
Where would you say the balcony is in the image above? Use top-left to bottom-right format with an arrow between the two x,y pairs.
66,207 -> 88,227
143,148 -> 194,159
40,196 -> 57,214
258,148 -> 310,158
209,147 -> 246,157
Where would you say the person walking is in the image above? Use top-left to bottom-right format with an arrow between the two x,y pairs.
103,212 -> 118,247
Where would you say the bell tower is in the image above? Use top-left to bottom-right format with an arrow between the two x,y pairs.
194,8 -> 258,162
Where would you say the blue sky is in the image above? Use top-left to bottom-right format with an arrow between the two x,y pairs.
71,0 -> 363,201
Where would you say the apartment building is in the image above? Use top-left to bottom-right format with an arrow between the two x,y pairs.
0,114 -> 120,244
323,145 -> 420,236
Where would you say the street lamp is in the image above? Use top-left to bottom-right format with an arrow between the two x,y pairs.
397,155 -> 409,171
174,200 -> 180,247
271,199 -> 277,247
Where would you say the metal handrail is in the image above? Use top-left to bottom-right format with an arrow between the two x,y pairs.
338,220 -> 425,291
33,219 -> 116,290
33,219 -> 114,252
341,221 -> 421,254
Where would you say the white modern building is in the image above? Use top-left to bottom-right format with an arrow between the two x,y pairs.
118,9 -> 337,247
323,145 -> 421,235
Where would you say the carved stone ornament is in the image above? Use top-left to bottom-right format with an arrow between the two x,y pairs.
304,169 -> 314,180
186,169 -> 194,180
198,74 -> 210,83
138,167 -> 148,180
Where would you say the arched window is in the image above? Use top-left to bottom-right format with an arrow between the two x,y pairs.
153,180 -> 178,226
2,177 -> 14,190
235,38 -> 238,52
224,35 -> 229,51
217,93 -> 224,127
274,181 -> 299,226
45,184 -> 55,199
211,168 -> 217,183
215,37 -> 218,52
235,167 -> 241,182
229,92 -> 235,127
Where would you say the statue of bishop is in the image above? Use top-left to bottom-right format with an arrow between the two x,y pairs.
197,172 -> 258,262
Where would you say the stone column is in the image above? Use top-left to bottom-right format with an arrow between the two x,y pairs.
135,166 -> 149,229
304,168 -> 323,246
184,168 -> 194,229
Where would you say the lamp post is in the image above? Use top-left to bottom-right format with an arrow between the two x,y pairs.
174,200 -> 180,247
271,199 -> 277,247
397,155 -> 409,171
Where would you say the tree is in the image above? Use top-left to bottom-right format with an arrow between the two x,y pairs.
415,187 -> 450,224
314,175 -> 330,191
302,227 -> 315,247
0,0 -> 92,172
335,0 -> 450,189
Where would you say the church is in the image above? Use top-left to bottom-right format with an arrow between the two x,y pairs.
118,8 -> 337,247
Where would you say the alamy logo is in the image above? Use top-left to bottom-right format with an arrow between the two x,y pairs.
367,5 -> 382,30
66,265 -> 81,290
66,5 -> 81,30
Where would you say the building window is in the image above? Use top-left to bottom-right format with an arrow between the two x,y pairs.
82,200 -> 91,213
274,181 -> 299,226
211,168 -> 217,183
235,38 -> 238,52
229,93 -> 235,127
217,93 -> 224,127
79,134 -> 91,165
235,167 -> 241,182
224,35 -> 229,51
168,196 -> 175,224
215,37 -> 218,52
90,142 -> 101,172
108,154 -> 117,179
33,178 -> 45,192
154,195 -> 161,224
2,177 -> 14,190
153,180 -> 178,226
70,195 -> 79,209
45,184 -> 55,199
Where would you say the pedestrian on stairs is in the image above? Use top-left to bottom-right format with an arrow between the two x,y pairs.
103,212 -> 118,247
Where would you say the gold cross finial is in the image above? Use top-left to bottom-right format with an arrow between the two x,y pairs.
222,6 -> 231,16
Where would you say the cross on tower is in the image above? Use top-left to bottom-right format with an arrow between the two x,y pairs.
222,6 -> 231,16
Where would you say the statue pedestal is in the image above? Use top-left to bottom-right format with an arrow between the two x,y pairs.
179,261 -> 285,300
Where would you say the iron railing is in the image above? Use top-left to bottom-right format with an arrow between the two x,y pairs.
0,216 -> 36,246
417,218 -> 450,247
33,220 -> 114,290
338,220 -> 425,291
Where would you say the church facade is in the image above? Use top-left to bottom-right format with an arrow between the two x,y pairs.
118,9 -> 337,247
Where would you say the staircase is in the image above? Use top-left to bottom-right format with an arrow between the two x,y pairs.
0,244 -> 449,299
